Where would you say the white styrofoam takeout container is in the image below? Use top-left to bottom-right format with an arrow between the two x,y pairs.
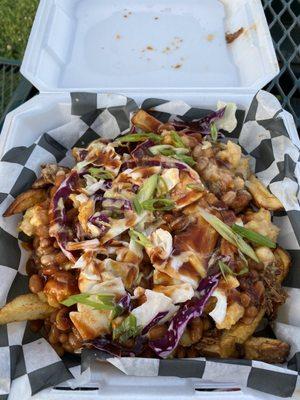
2,0 -> 297,399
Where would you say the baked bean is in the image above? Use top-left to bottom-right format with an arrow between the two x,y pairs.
49,325 -> 60,344
44,277 -> 78,307
245,306 -> 258,318
254,281 -> 265,299
195,157 -> 209,171
37,245 -> 56,258
68,332 -> 82,349
249,270 -> 259,280
162,213 -> 175,223
35,225 -> 49,237
39,238 -> 53,249
29,319 -> 43,333
41,253 -> 58,266
29,274 -> 44,293
148,325 -> 168,340
190,318 -> 203,343
54,271 -> 74,284
59,333 -> 69,344
42,265 -> 59,276
192,145 -> 204,159
240,293 -> 251,308
233,176 -> 245,190
176,346 -> 186,358
56,308 -> 71,331
222,191 -> 236,206
55,252 -> 68,265
186,347 -> 199,358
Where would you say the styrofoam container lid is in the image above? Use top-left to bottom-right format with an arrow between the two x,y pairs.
21,0 -> 279,96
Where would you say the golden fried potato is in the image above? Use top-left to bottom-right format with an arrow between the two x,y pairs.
196,337 -> 239,358
131,110 -> 162,133
244,337 -> 290,363
274,247 -> 291,283
219,308 -> 265,358
4,189 -> 47,217
246,175 -> 283,211
0,294 -> 55,324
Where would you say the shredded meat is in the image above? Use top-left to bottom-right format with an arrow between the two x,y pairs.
262,265 -> 287,319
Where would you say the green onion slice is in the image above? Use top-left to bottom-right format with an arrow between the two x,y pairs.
218,260 -> 248,281
149,144 -> 189,156
232,224 -> 276,249
129,228 -> 153,248
218,260 -> 232,281
61,293 -> 116,310
210,122 -> 218,142
117,133 -> 162,144
141,198 -> 175,211
173,154 -> 196,167
133,174 -> 158,214
186,183 -> 205,192
170,131 -> 186,148
198,208 -> 259,262
112,314 -> 141,344
88,167 -> 115,180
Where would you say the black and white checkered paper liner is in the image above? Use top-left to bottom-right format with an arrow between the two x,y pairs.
0,91 -> 299,399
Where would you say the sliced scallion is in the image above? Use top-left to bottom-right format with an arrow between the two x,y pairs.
149,144 -> 189,156
133,174 -> 158,214
129,228 -> 153,248
232,224 -> 276,249
198,208 -> 259,262
112,314 -> 141,343
210,122 -> 218,142
117,133 -> 162,144
141,198 -> 175,211
61,293 -> 116,310
89,167 -> 114,180
170,131 -> 186,148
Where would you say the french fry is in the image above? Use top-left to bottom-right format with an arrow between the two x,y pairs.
274,247 -> 291,283
196,337 -> 239,358
219,308 -> 265,358
246,175 -> 283,211
244,337 -> 290,363
131,110 -> 162,132
4,188 -> 47,217
0,294 -> 55,324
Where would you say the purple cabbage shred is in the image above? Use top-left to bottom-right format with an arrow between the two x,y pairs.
131,140 -> 154,159
172,107 -> 226,135
149,274 -> 219,358
141,311 -> 168,335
